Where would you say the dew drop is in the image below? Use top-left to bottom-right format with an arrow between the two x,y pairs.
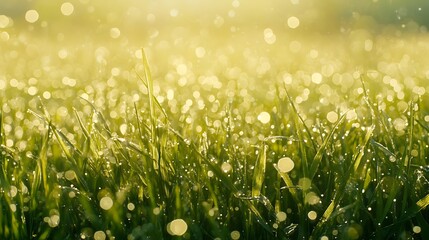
276,211 -> 287,222
326,111 -> 339,123
413,226 -> 421,234
153,207 -> 161,215
257,111 -> 271,124
311,72 -> 323,84
168,219 -> 188,236
8,186 -> 17,198
49,215 -> 60,227
221,162 -> 232,173
100,196 -> 113,210
10,204 -> 16,212
127,203 -> 135,211
94,231 -> 106,240
65,170 -> 76,181
277,157 -> 294,173
231,230 -> 240,239
28,86 -> 38,96
307,210 -> 317,220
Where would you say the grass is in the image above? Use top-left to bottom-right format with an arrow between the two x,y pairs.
1,3 -> 429,238
1,47 -> 428,239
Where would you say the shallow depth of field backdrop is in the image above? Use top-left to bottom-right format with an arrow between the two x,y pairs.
1,0 -> 429,239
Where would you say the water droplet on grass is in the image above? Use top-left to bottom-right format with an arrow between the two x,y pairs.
167,219 -> 187,236
94,231 -> 106,240
100,196 -> 113,210
277,157 -> 294,173
257,111 -> 270,124
311,72 -> 323,84
221,162 -> 232,173
298,178 -> 312,191
27,86 -> 38,96
413,226 -> 421,234
127,203 -> 135,211
326,111 -> 338,123
153,207 -> 161,215
9,204 -> 16,212
65,170 -> 76,181
8,185 -> 17,198
48,215 -> 60,227
307,210 -> 317,220
276,211 -> 287,222
305,192 -> 320,205
231,230 -> 240,239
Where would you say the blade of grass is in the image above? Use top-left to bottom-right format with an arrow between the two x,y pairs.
309,111 -> 347,180
252,143 -> 267,197
284,88 -> 310,178
140,48 -> 158,164
275,166 -> 300,204
416,193 -> 429,210
169,127 -> 276,236
354,125 -> 375,171
313,125 -> 374,236
79,97 -> 112,137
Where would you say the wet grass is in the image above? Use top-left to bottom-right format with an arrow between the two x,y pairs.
1,46 -> 429,239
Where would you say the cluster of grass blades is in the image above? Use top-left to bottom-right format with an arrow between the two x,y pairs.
1,51 -> 429,239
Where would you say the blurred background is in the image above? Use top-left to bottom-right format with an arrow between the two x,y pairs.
1,0 -> 429,110
1,0 -> 429,148
1,0 -> 429,30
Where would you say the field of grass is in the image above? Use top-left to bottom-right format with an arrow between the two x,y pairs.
1,1 -> 429,239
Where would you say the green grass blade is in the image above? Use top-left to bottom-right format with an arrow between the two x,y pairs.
79,97 -> 112,137
74,108 -> 91,139
353,125 -> 375,171
141,48 -> 158,161
416,193 -> 429,210
314,125 -> 374,235
38,123 -> 51,198
309,112 -> 347,179
370,139 -> 396,158
275,165 -> 299,204
252,144 -> 267,197
136,72 -> 169,120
